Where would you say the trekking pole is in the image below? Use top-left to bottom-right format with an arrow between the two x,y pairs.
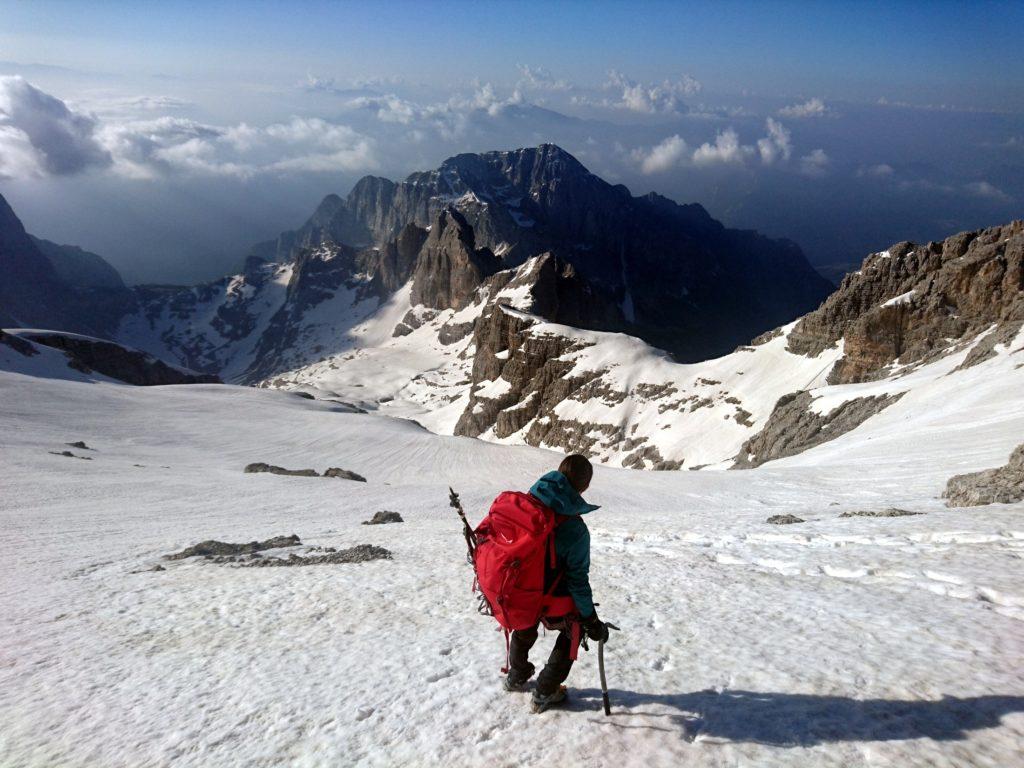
598,622 -> 620,716
448,487 -> 476,564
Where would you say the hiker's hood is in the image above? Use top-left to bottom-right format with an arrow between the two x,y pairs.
529,470 -> 599,517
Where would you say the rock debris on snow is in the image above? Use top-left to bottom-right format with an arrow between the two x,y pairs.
244,463 -> 319,477
324,467 -> 367,482
48,450 -> 91,460
243,544 -> 392,567
839,508 -> 923,518
766,514 -> 805,525
362,511 -> 403,525
164,534 -> 302,560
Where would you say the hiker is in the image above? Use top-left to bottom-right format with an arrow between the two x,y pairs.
481,454 -> 612,713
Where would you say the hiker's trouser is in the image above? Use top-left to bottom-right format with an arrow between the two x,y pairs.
509,623 -> 573,696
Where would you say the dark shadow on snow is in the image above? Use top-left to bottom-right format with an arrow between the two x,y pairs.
568,688 -> 1024,746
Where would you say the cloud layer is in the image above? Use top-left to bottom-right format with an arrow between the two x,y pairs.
0,76 -> 379,180
635,119 -> 811,174
778,97 -> 832,118
0,76 -> 110,178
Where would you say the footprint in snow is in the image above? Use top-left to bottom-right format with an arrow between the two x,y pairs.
426,669 -> 455,683
356,706 -> 375,721
650,656 -> 671,672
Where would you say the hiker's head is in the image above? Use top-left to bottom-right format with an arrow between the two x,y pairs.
558,454 -> 593,494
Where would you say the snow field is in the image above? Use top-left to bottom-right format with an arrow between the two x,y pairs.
1,370 -> 1022,767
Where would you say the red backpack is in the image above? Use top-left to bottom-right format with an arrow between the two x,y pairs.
473,491 -> 579,670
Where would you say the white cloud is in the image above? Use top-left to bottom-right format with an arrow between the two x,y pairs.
96,116 -> 225,179
600,70 -> 702,114
0,75 -> 110,178
692,128 -> 753,166
516,64 -> 570,92
636,120 -> 800,173
857,163 -> 895,178
635,135 -> 688,174
756,118 -> 792,164
778,97 -> 831,118
799,148 -> 830,176
0,78 -> 379,180
964,180 -> 1011,201
346,94 -> 420,124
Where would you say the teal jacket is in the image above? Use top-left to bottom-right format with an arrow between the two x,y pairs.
529,470 -> 599,619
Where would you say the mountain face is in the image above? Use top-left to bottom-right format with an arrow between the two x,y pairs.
786,222 -> 1023,383
30,237 -> 126,290
249,144 -> 833,361
0,193 -> 132,337
257,219 -> 1022,471
5,148 -> 1019,473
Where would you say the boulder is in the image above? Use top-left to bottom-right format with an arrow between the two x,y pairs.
324,467 -> 367,482
943,444 -> 1024,507
767,514 -> 805,525
244,463 -> 319,477
362,511 -> 403,525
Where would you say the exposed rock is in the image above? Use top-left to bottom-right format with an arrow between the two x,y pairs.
23,332 -> 221,386
165,534 -> 301,560
324,467 -> 367,482
437,321 -> 475,345
291,391 -> 315,400
244,144 -> 830,361
788,222 -> 1024,383
954,320 -> 1024,372
66,441 -> 93,450
244,463 -> 319,477
411,208 -> 499,311
838,508 -> 923,518
373,223 -> 428,294
621,444 -> 684,471
243,544 -> 392,566
30,236 -> 125,289
751,327 -> 784,346
734,391 -> 905,468
392,307 -> 438,337
943,444 -> 1024,507
49,450 -> 91,460
0,329 -> 38,356
0,192 -> 135,338
455,303 -> 591,441
767,514 -> 805,525
362,511 -> 404,525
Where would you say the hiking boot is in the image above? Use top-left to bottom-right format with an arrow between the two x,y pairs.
503,663 -> 535,692
530,685 -> 568,713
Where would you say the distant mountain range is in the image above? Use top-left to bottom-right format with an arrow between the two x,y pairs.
3,144 -> 1019,470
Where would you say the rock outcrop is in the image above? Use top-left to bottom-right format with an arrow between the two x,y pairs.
244,463 -> 319,477
943,444 -> 1024,507
22,331 -> 220,385
788,222 -> 1024,383
733,391 -> 904,468
411,208 -> 499,311
248,144 -> 832,360
0,193 -> 134,338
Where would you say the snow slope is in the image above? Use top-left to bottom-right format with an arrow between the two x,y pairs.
1,361 -> 1022,767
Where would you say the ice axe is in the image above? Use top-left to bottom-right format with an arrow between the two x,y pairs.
598,622 -> 620,716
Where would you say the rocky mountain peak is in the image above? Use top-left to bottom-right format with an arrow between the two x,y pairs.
410,207 -> 499,311
787,221 -> 1023,383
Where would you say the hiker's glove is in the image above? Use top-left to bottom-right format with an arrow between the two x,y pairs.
581,613 -> 609,643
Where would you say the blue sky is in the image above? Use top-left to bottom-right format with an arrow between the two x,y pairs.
3,1 -> 1022,108
0,1 -> 1021,283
